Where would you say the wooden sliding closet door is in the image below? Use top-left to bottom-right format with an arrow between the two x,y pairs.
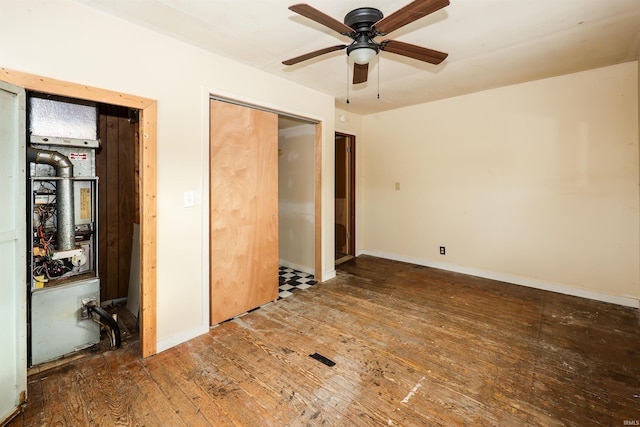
209,99 -> 279,325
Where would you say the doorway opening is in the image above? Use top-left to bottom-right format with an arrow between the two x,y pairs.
335,132 -> 355,265
208,97 -> 321,326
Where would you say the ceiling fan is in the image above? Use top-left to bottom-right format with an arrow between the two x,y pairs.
282,0 -> 450,85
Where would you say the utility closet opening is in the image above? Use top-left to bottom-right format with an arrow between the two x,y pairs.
26,92 -> 140,368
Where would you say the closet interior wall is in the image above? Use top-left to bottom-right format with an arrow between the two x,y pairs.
96,105 -> 138,302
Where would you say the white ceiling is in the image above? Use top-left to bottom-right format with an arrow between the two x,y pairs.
75,0 -> 640,115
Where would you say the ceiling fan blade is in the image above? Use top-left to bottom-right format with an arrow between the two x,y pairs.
282,45 -> 347,65
353,63 -> 369,84
373,0 -> 450,35
289,4 -> 354,35
380,39 -> 447,64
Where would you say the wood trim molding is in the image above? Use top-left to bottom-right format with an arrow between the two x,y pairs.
139,102 -> 157,358
1,68 -> 158,358
335,131 -> 356,257
348,134 -> 356,256
0,68 -> 154,109
314,122 -> 323,281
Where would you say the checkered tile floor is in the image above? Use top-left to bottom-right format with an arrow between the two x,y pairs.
278,266 -> 317,299
228,267 -> 317,321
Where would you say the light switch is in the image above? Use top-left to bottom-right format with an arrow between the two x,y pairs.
183,191 -> 195,207
395,182 -> 400,191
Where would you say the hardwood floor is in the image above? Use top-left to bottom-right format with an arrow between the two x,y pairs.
7,255 -> 640,426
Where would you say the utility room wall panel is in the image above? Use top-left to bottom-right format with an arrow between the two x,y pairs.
96,105 -> 137,302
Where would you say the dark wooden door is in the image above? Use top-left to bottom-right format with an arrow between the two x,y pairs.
335,133 -> 355,260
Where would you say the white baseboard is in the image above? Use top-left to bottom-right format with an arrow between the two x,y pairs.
278,259 -> 314,276
359,250 -> 640,308
322,269 -> 336,282
278,260 -> 337,282
156,325 -> 209,354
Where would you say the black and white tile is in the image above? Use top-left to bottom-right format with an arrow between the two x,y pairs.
228,267 -> 317,322
278,266 -> 317,299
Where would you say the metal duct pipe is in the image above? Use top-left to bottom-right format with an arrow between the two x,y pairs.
27,147 -> 76,251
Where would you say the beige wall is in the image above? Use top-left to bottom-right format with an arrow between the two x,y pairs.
359,62 -> 640,306
278,124 -> 315,274
1,0 -> 336,350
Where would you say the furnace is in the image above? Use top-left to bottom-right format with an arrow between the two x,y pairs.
27,93 -> 120,366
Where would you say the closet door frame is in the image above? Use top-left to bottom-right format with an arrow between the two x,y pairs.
206,95 -> 324,325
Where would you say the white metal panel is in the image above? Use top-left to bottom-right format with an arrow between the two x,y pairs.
31,279 -> 100,365
0,80 -> 27,423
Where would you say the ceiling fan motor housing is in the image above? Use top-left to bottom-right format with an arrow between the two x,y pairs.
344,7 -> 383,31
344,7 -> 383,57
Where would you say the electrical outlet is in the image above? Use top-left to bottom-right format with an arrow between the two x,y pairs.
440,246 -> 446,255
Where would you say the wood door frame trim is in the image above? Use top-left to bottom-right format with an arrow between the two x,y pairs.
1,68 -> 158,358
335,131 -> 356,257
314,122 -> 323,281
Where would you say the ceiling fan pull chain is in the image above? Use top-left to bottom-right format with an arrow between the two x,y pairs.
377,55 -> 381,99
346,59 -> 350,104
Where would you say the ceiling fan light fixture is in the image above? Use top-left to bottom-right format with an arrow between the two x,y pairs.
349,47 -> 377,65
283,1 -> 450,84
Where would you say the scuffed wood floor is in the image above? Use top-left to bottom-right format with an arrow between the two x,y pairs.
8,255 -> 640,426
